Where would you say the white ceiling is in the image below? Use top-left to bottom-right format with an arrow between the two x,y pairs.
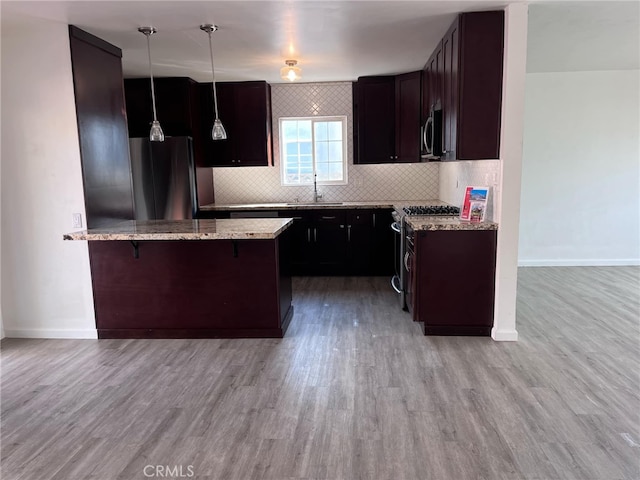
2,1 -> 638,83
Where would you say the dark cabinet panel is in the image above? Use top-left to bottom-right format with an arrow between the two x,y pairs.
69,26 -> 134,228
395,71 -> 422,163
314,211 -> 348,274
442,18 -> 459,161
200,81 -> 273,167
456,11 -> 505,160
278,209 -> 394,276
286,213 -> 314,273
353,76 -> 396,164
425,11 -> 504,161
354,73 -> 422,164
346,210 -> 377,275
372,209 -> 395,275
422,44 -> 443,123
124,77 -> 197,138
89,238 -> 292,338
415,229 -> 497,335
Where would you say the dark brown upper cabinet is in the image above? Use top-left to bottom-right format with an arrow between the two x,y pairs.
200,81 -> 273,167
433,11 -> 505,161
395,71 -> 422,163
353,71 -> 422,164
353,76 -> 395,164
124,77 -> 205,167
422,42 -> 443,123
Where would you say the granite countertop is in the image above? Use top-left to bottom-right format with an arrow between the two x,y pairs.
405,216 -> 498,231
200,199 -> 447,211
63,218 -> 294,241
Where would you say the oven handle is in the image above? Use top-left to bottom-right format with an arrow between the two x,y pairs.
391,222 -> 401,234
391,275 -> 402,294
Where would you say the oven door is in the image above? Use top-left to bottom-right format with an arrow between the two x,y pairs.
391,221 -> 402,295
403,224 -> 417,317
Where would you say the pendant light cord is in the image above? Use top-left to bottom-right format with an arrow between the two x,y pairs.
206,31 -> 220,120
146,34 -> 159,122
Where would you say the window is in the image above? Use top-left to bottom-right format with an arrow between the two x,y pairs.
280,116 -> 347,186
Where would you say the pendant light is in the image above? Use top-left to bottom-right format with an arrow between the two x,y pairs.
200,24 -> 227,141
280,60 -> 302,82
138,27 -> 164,142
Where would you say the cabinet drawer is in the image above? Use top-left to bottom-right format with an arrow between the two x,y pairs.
313,210 -> 346,224
347,210 -> 374,225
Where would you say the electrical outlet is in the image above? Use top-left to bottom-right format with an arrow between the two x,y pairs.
72,213 -> 83,229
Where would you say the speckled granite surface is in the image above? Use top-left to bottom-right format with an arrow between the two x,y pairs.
63,218 -> 294,241
405,217 -> 498,231
200,200 -> 447,211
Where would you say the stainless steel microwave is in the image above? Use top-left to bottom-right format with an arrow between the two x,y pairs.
421,107 -> 443,159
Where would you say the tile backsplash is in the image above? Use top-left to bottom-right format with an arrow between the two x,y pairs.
439,160 -> 501,221
212,82 -> 439,204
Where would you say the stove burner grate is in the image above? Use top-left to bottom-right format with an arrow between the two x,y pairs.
403,205 -> 460,216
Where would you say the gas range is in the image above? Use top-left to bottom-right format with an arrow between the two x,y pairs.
391,204 -> 460,310
402,205 -> 460,216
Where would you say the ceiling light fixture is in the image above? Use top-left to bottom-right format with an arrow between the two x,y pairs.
281,59 -> 302,82
200,24 -> 227,141
138,26 -> 164,142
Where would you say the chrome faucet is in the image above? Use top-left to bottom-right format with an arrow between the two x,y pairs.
313,173 -> 323,202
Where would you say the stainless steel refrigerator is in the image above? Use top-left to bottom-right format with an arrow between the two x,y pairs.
129,137 -> 198,220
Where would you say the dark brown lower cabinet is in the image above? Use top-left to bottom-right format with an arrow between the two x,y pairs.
414,229 -> 497,335
278,209 -> 394,276
88,237 -> 292,338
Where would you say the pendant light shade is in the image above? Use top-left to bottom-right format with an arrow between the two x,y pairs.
280,60 -> 302,82
200,24 -> 227,141
138,26 -> 164,142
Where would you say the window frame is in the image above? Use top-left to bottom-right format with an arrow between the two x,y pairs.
279,116 -> 348,186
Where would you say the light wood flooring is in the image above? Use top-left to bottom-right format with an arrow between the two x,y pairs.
1,267 -> 639,479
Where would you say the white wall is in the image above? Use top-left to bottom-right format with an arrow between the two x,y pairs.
214,82 -> 440,204
1,19 -> 96,338
520,70 -> 640,265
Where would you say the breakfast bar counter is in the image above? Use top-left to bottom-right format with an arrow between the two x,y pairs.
63,218 -> 294,241
65,219 -> 294,339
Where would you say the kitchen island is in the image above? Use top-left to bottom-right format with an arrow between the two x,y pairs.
64,218 -> 294,339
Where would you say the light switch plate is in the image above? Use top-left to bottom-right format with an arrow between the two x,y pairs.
72,213 -> 83,229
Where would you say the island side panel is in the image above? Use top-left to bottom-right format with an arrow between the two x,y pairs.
88,239 -> 291,338
277,229 -> 294,332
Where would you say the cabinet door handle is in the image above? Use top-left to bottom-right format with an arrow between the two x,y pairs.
347,225 -> 351,242
314,227 -> 317,243
321,216 -> 336,220
372,213 -> 376,228
404,252 -> 411,272
307,227 -> 311,243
